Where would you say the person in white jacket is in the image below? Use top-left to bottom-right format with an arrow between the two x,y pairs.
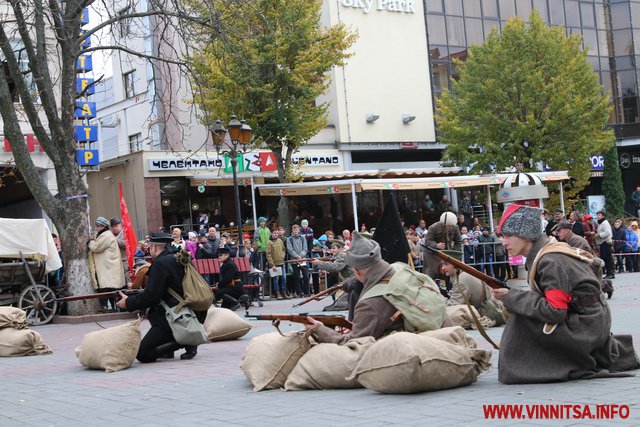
595,210 -> 615,279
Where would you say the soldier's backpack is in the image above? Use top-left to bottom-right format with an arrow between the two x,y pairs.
528,240 -> 610,295
174,249 -> 214,312
360,262 -> 447,333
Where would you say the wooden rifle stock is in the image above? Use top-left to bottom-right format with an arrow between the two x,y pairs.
245,313 -> 352,330
292,283 -> 344,308
425,246 -> 510,289
56,288 -> 142,303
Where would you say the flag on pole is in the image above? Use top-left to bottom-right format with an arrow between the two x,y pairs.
373,194 -> 411,265
119,182 -> 138,280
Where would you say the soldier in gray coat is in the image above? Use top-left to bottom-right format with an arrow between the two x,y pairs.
421,212 -> 462,279
493,204 -> 639,384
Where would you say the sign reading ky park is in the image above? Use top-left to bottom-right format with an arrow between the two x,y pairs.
340,0 -> 416,14
148,152 -> 342,172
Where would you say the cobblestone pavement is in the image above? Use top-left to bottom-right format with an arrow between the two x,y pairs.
1,273 -> 640,426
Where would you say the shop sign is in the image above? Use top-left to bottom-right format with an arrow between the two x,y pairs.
619,152 -> 640,170
340,0 -> 416,14
149,158 -> 223,171
291,154 -> 341,166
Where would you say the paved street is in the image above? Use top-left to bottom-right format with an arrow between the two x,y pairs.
1,273 -> 640,426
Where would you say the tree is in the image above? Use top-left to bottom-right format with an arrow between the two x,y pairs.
602,146 -> 625,219
437,12 -> 614,206
0,0 -> 216,313
190,0 -> 356,227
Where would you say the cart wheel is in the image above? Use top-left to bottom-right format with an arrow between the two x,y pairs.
18,284 -> 58,326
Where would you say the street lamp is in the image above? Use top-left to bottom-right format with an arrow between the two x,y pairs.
209,115 -> 253,245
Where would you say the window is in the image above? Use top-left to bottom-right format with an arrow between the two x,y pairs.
426,0 -> 443,13
427,14 -> 447,44
582,29 -> 598,55
463,0 -> 482,17
445,0 -> 464,15
465,18 -> 484,45
1,41 -> 36,103
446,16 -> 466,45
532,0 -> 549,23
515,0 -> 532,18
549,0 -> 565,26
482,0 -> 499,18
610,3 -> 631,30
594,3 -> 606,29
129,133 -> 142,153
565,1 -> 580,27
598,30 -> 610,57
580,2 -> 595,28
123,70 -> 139,98
612,29 -> 634,56
484,19 -> 501,36
499,0 -> 516,18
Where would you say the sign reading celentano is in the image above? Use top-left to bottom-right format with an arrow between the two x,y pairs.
340,0 -> 416,14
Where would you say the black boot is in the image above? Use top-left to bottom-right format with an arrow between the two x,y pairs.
222,294 -> 241,311
180,345 -> 198,360
140,341 -> 181,363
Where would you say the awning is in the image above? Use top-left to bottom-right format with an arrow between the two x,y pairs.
257,179 -> 363,196
360,171 -> 569,191
190,177 -> 265,187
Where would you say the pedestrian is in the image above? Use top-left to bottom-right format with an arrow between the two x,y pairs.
595,210 -> 615,278
545,209 -> 564,237
254,216 -> 271,272
477,226 -> 496,278
569,211 -> 585,237
116,232 -> 206,361
421,212 -> 462,279
88,216 -> 126,312
624,222 -> 639,273
266,229 -> 287,300
437,194 -> 453,217
286,224 -> 310,297
631,186 -> 640,218
110,217 -> 129,284
555,221 -> 593,253
300,219 -> 314,257
214,247 -> 242,310
171,227 -> 185,250
303,232 -> 404,344
415,219 -> 427,237
197,212 -> 209,231
492,204 -> 640,384
582,214 -> 598,253
612,218 -> 626,273
185,231 -> 199,260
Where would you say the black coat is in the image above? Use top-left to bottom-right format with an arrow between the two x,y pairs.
572,221 -> 585,237
219,257 -> 239,288
612,226 -> 627,253
201,237 -> 220,259
125,246 -> 185,326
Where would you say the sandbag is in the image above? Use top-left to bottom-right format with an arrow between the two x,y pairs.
284,337 -> 375,390
75,319 -> 141,372
203,307 -> 253,341
446,305 -> 495,330
348,332 -> 492,394
0,307 -> 27,329
240,330 -> 312,391
420,326 -> 478,348
0,327 -> 52,356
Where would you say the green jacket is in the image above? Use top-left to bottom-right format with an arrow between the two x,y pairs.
266,238 -> 286,267
256,226 -> 271,253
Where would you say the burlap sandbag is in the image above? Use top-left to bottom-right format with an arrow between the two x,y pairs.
203,307 -> 253,341
240,330 -> 312,391
284,337 -> 376,390
0,327 -> 52,356
446,305 -> 495,330
0,307 -> 27,329
75,319 -> 141,373
348,332 -> 492,394
420,326 -> 478,348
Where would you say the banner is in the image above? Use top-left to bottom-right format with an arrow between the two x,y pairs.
119,182 -> 138,279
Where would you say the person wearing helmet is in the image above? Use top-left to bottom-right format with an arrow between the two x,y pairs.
421,212 -> 462,279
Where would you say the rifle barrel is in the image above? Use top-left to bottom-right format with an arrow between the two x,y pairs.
56,289 -> 140,303
246,313 -> 352,330
425,246 -> 509,289
292,283 -> 344,308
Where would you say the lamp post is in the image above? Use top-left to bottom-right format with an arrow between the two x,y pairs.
209,115 -> 253,246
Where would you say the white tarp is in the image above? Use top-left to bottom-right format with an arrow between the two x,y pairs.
0,218 -> 62,273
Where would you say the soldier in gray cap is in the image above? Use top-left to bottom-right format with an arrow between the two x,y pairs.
305,232 -> 403,344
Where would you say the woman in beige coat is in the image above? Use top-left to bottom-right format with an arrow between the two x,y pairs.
88,217 -> 125,310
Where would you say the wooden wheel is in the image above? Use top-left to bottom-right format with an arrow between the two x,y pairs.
18,284 -> 58,326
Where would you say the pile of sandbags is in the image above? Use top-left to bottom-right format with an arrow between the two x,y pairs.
240,330 -> 313,391
76,319 -> 141,372
0,307 -> 52,357
241,326 -> 492,394
203,307 -> 253,341
446,305 -> 496,330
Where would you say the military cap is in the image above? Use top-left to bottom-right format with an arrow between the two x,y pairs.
148,232 -> 173,244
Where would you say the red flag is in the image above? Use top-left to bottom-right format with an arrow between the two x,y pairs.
119,182 -> 138,280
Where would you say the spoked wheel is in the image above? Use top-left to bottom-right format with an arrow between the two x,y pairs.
18,284 -> 58,326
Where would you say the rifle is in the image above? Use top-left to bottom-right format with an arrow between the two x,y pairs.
245,313 -> 352,330
284,257 -> 333,263
292,283 -> 344,308
424,246 -> 510,289
56,288 -> 142,303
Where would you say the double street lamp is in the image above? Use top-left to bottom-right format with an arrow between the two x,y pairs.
209,115 -> 253,246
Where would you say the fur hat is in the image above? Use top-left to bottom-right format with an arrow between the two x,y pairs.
346,232 -> 381,269
440,211 -> 457,226
497,204 -> 543,241
95,217 -> 110,228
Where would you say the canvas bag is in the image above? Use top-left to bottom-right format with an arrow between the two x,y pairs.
0,307 -> 27,329
175,249 -> 214,312
0,327 -> 52,357
477,285 -> 505,326
75,319 -> 141,372
203,306 -> 253,341
360,262 -> 446,333
160,295 -> 208,346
